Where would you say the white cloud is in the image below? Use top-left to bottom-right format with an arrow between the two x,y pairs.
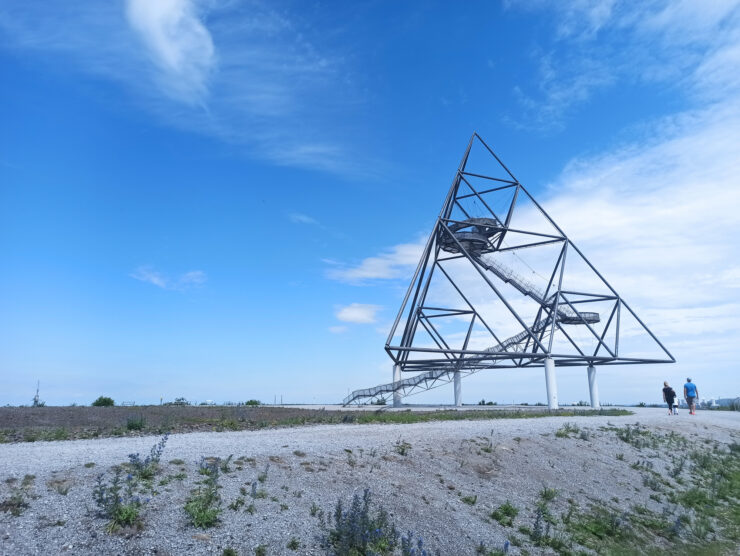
130,266 -> 207,291
130,266 -> 168,289
125,0 -> 215,105
326,240 -> 426,284
289,213 -> 320,226
335,303 -> 382,324
505,0 -> 740,130
0,1 -> 374,176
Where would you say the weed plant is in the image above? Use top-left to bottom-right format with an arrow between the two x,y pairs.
184,458 -> 222,528
555,423 -> 580,438
0,490 -> 29,516
128,434 -> 168,480
126,415 -> 146,431
92,469 -> 145,532
394,438 -> 412,456
322,489 -> 399,555
400,531 -> 438,555
491,501 -> 518,526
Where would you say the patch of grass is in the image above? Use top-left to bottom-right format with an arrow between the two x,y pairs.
566,505 -> 633,549
0,490 -> 29,516
222,549 -> 238,556
47,478 -> 72,495
287,537 -> 300,550
126,415 -> 146,431
393,438 -> 411,456
220,454 -> 234,473
228,497 -> 245,511
461,494 -> 478,505
255,545 -> 267,556
84,462 -> 96,468
555,422 -> 580,438
169,458 -> 185,465
491,501 -> 519,527
538,487 -> 558,503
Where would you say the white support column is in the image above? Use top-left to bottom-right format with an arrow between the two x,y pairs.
453,371 -> 462,407
587,365 -> 600,409
392,364 -> 402,408
544,357 -> 558,410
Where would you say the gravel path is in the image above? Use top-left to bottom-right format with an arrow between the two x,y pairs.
1,408 -> 738,555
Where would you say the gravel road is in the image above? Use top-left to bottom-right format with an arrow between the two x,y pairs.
1,408 -> 738,555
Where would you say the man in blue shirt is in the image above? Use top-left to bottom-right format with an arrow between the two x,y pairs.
684,378 -> 699,415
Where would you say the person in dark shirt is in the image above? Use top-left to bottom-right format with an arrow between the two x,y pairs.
662,382 -> 677,416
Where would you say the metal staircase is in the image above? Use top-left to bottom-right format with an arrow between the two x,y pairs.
342,316 -> 551,405
342,254 -> 599,405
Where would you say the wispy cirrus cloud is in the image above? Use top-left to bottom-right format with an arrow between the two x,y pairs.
130,266 -> 207,291
0,1 -> 373,176
125,0 -> 215,105
288,213 -> 320,226
504,0 -> 740,130
335,303 -> 382,324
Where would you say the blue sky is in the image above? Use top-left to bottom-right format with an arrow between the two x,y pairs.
2,1 -> 739,406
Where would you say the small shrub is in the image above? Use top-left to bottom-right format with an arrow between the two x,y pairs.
555,423 -> 580,438
47,478 -> 72,495
128,434 -> 168,480
92,396 -> 115,407
539,487 -> 558,503
0,490 -> 28,516
220,455 -> 234,473
244,399 -> 261,406
184,459 -> 222,528
222,549 -> 238,556
461,494 -> 477,505
394,438 -> 412,456
92,469 -> 144,532
491,501 -> 519,526
287,537 -> 300,550
323,489 -> 399,555
255,546 -> 267,556
401,531 -> 438,555
126,415 -> 146,431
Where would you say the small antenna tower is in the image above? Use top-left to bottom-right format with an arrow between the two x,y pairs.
32,381 -> 41,407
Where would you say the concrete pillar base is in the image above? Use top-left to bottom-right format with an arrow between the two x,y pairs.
453,371 -> 462,407
392,365 -> 402,407
588,365 -> 600,409
544,358 -> 558,409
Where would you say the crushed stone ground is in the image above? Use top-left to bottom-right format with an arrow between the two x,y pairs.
0,407 -> 738,555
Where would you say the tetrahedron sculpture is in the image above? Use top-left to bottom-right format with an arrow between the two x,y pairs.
343,134 -> 674,407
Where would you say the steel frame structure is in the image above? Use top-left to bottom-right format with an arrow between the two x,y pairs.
343,134 -> 674,406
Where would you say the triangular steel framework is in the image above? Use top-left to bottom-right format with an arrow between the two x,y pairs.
343,134 -> 674,406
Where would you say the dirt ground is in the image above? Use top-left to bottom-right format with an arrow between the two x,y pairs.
0,405 -> 375,441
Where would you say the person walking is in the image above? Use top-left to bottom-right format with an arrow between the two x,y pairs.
684,378 -> 699,415
662,382 -> 677,416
